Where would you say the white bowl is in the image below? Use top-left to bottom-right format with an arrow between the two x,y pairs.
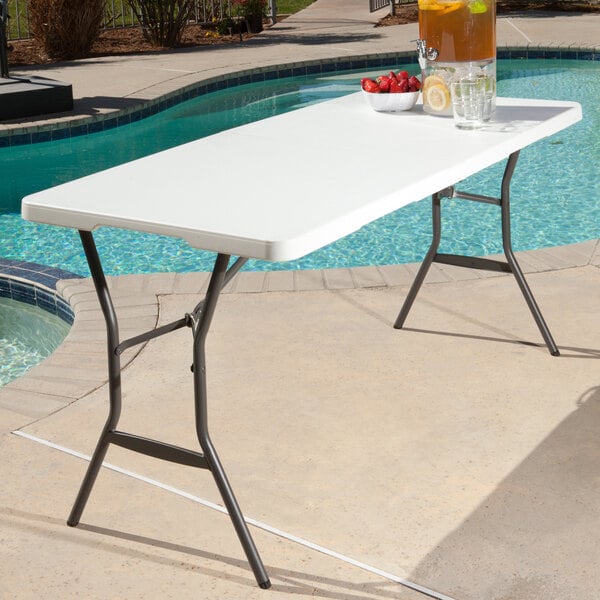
362,89 -> 420,112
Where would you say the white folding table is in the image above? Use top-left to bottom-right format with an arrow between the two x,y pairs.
22,93 -> 582,588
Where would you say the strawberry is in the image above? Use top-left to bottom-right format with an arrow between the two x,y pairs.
388,71 -> 398,82
361,78 -> 380,93
389,79 -> 403,93
408,75 -> 421,91
376,75 -> 391,92
398,78 -> 410,93
397,70 -> 410,81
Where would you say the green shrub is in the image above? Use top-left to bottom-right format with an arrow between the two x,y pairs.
126,0 -> 194,47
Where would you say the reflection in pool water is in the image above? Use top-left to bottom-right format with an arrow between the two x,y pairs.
0,296 -> 71,386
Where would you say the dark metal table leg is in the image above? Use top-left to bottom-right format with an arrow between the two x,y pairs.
192,253 -> 271,589
66,237 -> 270,587
500,153 -> 560,356
394,152 -> 560,355
68,230 -> 122,526
394,191 -> 443,329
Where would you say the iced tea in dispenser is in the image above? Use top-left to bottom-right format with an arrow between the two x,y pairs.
418,0 -> 496,117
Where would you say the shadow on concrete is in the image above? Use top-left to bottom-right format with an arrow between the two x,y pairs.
248,31 -> 382,46
73,95 -> 147,114
408,385 -> 600,599
403,327 -> 600,359
9,30 -> 384,75
1,506 -> 416,599
78,523 -> 411,599
0,95 -> 145,124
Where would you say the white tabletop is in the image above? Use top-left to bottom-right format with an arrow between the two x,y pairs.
22,94 -> 581,262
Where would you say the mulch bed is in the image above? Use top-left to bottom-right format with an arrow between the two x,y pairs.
5,23 -> 264,67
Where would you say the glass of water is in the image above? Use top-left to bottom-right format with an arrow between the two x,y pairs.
451,76 -> 494,129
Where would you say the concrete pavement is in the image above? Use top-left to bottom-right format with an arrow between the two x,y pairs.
1,2 -> 599,598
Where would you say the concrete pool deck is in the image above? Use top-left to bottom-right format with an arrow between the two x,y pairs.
1,2 -> 600,599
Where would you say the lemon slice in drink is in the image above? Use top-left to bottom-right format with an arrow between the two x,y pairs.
423,74 -> 446,93
426,83 -> 451,112
418,0 -> 463,11
443,2 -> 465,14
418,0 -> 444,10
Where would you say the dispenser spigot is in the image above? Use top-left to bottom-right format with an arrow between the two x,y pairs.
415,38 -> 427,58
414,38 -> 439,69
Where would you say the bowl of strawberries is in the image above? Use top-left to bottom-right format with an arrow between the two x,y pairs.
361,70 -> 421,112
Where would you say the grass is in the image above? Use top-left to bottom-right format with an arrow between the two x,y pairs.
276,0 -> 315,14
5,0 -> 29,38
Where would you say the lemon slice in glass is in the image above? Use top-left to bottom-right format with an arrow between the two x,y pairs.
426,83 -> 451,112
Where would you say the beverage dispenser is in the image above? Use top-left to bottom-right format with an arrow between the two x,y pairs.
417,0 -> 496,117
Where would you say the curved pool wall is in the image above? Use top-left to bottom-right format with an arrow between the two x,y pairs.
0,259 -> 79,324
0,260 -> 79,387
1,46 -> 597,147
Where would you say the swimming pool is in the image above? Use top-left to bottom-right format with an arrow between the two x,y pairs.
1,58 -> 599,276
0,296 -> 71,386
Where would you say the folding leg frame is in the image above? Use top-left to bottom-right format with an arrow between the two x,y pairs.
394,151 -> 560,356
67,231 -> 271,589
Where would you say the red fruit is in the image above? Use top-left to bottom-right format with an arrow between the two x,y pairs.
398,79 -> 410,93
408,75 -> 421,91
397,70 -> 410,81
388,71 -> 398,82
389,79 -> 402,93
361,78 -> 380,93
376,75 -> 391,92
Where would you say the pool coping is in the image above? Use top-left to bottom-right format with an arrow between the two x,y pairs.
0,259 -> 81,324
2,236 -> 599,294
0,237 -> 598,421
0,46 -> 598,146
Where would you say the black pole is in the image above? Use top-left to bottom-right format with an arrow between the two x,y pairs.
0,0 -> 9,78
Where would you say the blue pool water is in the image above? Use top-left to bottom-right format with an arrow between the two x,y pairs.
1,58 -> 598,276
0,296 -> 70,386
